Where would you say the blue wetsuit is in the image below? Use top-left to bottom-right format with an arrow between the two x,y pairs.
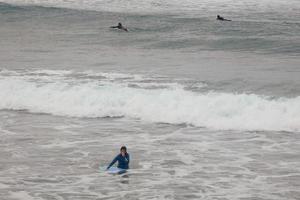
107,153 -> 130,170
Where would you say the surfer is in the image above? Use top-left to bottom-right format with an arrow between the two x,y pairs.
107,146 -> 130,170
217,15 -> 231,21
110,22 -> 128,32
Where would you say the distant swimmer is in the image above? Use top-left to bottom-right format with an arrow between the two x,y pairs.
217,15 -> 231,21
110,22 -> 128,32
107,146 -> 130,170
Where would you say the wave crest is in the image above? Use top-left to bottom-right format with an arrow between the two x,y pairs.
0,70 -> 299,132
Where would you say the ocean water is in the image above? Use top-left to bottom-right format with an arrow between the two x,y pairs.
0,0 -> 300,199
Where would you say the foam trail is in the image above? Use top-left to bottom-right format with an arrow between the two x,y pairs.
0,70 -> 299,132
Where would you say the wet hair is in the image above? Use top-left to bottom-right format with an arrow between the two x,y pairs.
120,146 -> 127,152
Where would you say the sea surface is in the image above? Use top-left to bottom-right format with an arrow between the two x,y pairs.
0,0 -> 300,199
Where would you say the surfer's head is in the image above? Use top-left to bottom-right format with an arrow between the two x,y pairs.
120,146 -> 127,154
118,22 -> 122,27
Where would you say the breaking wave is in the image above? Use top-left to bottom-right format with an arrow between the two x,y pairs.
0,69 -> 299,132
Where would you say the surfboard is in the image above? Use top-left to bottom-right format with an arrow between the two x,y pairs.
107,167 -> 127,175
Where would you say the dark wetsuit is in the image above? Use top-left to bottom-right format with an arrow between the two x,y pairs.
107,153 -> 130,169
217,15 -> 231,21
110,23 -> 128,32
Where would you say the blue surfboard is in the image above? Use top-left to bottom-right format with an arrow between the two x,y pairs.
107,167 -> 127,175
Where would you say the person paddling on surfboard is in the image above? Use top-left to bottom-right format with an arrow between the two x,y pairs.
110,22 -> 128,32
107,146 -> 130,170
217,15 -> 232,21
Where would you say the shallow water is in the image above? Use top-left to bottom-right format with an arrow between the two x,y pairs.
1,110 -> 300,199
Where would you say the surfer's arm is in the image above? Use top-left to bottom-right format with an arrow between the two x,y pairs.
124,154 -> 130,164
107,155 -> 119,169
110,26 -> 117,28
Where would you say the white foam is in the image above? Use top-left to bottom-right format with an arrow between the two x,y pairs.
26,69 -> 73,76
3,0 -> 300,14
9,191 -> 39,200
0,183 -> 9,189
0,70 -> 299,132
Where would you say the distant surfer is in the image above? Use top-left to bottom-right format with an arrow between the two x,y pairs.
217,15 -> 231,21
110,22 -> 128,32
107,146 -> 130,170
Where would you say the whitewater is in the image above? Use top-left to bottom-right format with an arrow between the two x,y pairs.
0,69 -> 300,132
0,0 -> 300,200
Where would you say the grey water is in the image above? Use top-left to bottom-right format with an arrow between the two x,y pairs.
0,1 -> 300,199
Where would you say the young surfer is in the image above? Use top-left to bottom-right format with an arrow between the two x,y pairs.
107,146 -> 130,170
